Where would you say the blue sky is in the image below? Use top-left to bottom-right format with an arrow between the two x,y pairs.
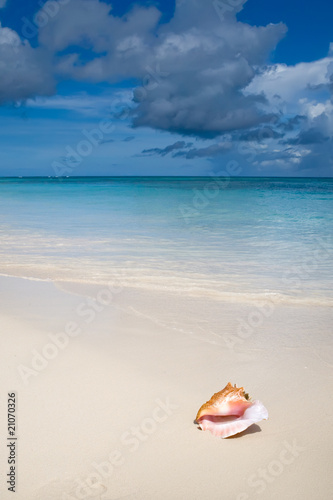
0,0 -> 332,176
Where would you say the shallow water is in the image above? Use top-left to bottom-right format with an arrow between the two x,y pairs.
0,176 -> 332,305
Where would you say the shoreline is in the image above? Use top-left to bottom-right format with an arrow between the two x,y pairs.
1,270 -> 332,308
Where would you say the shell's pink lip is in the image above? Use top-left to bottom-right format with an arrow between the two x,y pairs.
197,415 -> 240,424
196,401 -> 251,420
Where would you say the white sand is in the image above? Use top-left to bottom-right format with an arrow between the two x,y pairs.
0,275 -> 332,500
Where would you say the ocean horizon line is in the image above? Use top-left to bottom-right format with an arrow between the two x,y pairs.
0,175 -> 333,180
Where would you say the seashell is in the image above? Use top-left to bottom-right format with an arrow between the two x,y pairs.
195,382 -> 268,438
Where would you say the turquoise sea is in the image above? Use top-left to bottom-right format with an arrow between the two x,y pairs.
0,177 -> 332,306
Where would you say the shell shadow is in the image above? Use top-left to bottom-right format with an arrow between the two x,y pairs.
225,423 -> 262,439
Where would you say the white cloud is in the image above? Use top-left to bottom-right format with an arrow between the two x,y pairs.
246,56 -> 332,110
242,49 -> 333,175
26,90 -> 133,117
0,23 -> 20,46
0,0 -> 7,9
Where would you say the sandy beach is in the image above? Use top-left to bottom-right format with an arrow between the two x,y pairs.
1,0 -> 333,495
1,274 -> 332,500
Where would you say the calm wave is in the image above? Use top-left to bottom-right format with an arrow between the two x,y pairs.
0,177 -> 332,304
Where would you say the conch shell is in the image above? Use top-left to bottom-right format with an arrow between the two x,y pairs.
195,382 -> 268,438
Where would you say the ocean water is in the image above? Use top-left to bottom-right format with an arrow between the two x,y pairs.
0,176 -> 332,306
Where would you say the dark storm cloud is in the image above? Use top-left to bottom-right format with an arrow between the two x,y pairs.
141,141 -> 190,156
25,0 -> 286,137
141,140 -> 231,159
0,0 -> 331,177
238,127 -> 284,141
278,115 -> 307,132
127,0 -> 286,137
174,142 -> 231,159
0,24 -> 55,104
100,138 -> 115,145
285,128 -> 329,145
298,142 -> 333,175
328,59 -> 333,97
